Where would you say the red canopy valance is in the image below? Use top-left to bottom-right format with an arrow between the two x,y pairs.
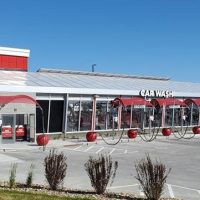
184,98 -> 200,106
151,98 -> 186,107
111,97 -> 152,107
0,95 -> 39,106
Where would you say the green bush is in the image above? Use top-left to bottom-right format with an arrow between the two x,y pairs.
9,163 -> 17,188
26,163 -> 34,187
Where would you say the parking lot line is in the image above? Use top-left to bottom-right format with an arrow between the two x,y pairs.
167,184 -> 175,198
83,145 -> 95,152
95,147 -> 104,154
107,184 -> 138,189
109,148 -> 116,155
73,145 -> 82,150
170,184 -> 199,192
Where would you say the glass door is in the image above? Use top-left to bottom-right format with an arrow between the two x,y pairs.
1,114 -> 15,143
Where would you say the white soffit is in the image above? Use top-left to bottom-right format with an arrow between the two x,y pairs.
0,47 -> 30,57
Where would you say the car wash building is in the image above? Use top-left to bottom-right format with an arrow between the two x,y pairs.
0,46 -> 200,143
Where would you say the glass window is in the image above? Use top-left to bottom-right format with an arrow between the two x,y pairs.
67,101 -> 80,132
36,100 -> 49,133
2,115 -> 13,126
185,103 -> 199,126
16,114 -> 24,126
131,108 -> 142,128
153,107 -> 162,127
165,107 -> 173,127
80,101 -> 93,131
121,106 -> 131,128
165,107 -> 190,127
49,101 -> 64,133
95,102 -> 107,130
131,107 -> 160,129
182,107 -> 191,126
192,108 -> 199,125
180,103 -> 199,126
106,103 -> 117,129
143,107 -> 154,128
173,108 -> 182,126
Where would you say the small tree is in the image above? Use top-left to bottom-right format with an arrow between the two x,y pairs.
85,154 -> 118,194
26,163 -> 34,188
44,149 -> 67,190
135,154 -> 171,200
9,163 -> 17,188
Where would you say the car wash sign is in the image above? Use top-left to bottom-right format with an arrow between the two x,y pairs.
140,90 -> 173,98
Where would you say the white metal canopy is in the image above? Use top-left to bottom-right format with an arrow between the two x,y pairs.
0,69 -> 198,97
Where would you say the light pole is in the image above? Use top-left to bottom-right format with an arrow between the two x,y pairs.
92,64 -> 96,72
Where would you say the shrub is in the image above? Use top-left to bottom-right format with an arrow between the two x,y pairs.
84,154 -> 118,194
44,149 -> 67,190
135,154 -> 171,200
26,163 -> 34,187
9,163 -> 17,188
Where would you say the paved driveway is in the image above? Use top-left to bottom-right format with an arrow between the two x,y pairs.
0,135 -> 200,200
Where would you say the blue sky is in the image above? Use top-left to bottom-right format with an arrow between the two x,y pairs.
1,0 -> 200,82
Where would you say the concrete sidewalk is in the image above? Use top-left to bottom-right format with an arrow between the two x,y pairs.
0,132 -> 198,151
0,139 -> 85,151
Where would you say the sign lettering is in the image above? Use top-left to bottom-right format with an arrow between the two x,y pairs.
140,90 -> 173,98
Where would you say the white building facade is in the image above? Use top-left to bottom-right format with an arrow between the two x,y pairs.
0,47 -> 199,143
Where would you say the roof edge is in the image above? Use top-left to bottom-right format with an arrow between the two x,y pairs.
37,68 -> 170,81
0,47 -> 30,57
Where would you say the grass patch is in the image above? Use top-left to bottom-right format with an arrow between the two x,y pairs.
0,189 -> 93,200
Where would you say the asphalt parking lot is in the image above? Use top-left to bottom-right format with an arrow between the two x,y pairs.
0,135 -> 199,200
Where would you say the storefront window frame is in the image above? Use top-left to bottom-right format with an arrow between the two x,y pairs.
80,100 -> 93,131
95,101 -> 107,130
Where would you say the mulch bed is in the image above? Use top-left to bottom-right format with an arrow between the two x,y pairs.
0,183 -> 181,200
